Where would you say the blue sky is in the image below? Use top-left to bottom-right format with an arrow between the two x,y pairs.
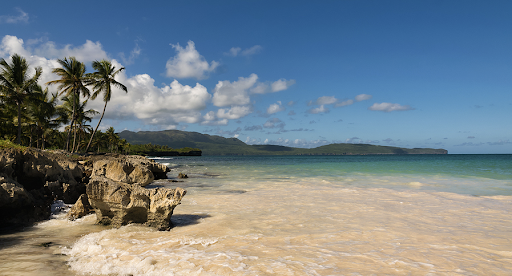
1,0 -> 511,154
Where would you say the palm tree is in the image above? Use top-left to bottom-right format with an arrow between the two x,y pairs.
0,54 -> 42,144
84,60 -> 127,152
46,57 -> 90,152
56,93 -> 97,152
28,85 -> 59,149
105,126 -> 120,153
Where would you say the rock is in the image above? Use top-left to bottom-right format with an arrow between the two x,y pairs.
67,194 -> 93,220
178,173 -> 188,179
91,156 -> 169,187
86,176 -> 186,230
0,148 -> 85,202
0,173 -> 52,226
0,148 -> 86,226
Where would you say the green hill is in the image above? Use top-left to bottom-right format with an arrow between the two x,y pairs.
119,130 -> 447,156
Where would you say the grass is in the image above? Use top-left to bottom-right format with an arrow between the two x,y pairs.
0,139 -> 27,150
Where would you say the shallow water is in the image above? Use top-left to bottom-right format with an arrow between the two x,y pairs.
1,155 -> 512,275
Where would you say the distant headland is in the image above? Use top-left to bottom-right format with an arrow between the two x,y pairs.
119,130 -> 447,156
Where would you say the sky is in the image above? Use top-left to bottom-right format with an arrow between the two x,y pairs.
1,0 -> 511,154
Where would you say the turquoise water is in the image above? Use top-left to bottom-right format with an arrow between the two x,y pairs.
157,154 -> 512,196
3,154 -> 511,275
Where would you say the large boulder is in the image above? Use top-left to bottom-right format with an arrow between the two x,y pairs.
86,176 -> 186,230
67,194 -> 94,220
91,155 -> 169,187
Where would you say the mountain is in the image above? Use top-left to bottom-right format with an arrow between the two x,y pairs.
119,130 -> 448,155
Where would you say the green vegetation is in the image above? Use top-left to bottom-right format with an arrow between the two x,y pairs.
129,143 -> 201,156
119,130 -> 448,156
0,139 -> 26,150
0,53 -> 131,153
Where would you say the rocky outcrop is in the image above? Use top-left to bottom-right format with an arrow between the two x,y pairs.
86,176 -> 186,230
88,155 -> 170,186
67,194 -> 94,220
0,148 -> 181,230
0,148 -> 86,226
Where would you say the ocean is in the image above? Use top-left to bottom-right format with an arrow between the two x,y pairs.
1,154 -> 511,275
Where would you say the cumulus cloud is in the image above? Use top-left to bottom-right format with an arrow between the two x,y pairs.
271,78 -> 296,92
0,35 -> 108,86
267,101 -> 285,115
368,102 -> 414,112
33,40 -> 109,63
165,41 -> 219,79
0,36 -> 211,128
217,105 -> 253,120
0,8 -> 29,24
225,45 -> 262,57
307,105 -> 329,114
250,78 -> 295,94
212,74 -> 258,107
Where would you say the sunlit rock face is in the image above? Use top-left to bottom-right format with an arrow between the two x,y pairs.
86,176 -> 186,230
90,155 -> 169,186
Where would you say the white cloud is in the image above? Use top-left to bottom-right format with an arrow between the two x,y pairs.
0,35 -> 31,58
249,78 -> 295,94
355,94 -> 372,101
241,45 -> 262,56
249,82 -> 269,94
368,102 -> 414,112
226,45 -> 262,57
226,47 -> 241,57
217,105 -> 253,120
0,8 -> 29,24
271,78 -> 296,92
335,99 -> 354,107
267,101 -> 285,114
165,41 -> 218,79
315,96 -> 338,105
0,35 -> 108,88
33,40 -> 109,63
307,105 -> 329,114
212,74 -> 258,107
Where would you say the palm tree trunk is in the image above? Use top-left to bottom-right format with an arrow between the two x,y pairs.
17,103 -> 22,145
85,101 -> 107,152
72,119 -> 78,153
66,90 -> 77,152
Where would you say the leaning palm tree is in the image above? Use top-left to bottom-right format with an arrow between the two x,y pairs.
84,60 -> 127,152
0,54 -> 42,144
46,57 -> 90,152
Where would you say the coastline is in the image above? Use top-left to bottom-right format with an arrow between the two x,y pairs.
1,154 -> 511,275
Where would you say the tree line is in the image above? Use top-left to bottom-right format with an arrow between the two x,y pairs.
0,53 -> 129,153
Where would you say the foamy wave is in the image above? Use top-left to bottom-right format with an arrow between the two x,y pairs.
63,227 -> 261,276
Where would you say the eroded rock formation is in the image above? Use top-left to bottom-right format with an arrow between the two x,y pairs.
0,148 -> 184,230
86,176 -> 186,230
